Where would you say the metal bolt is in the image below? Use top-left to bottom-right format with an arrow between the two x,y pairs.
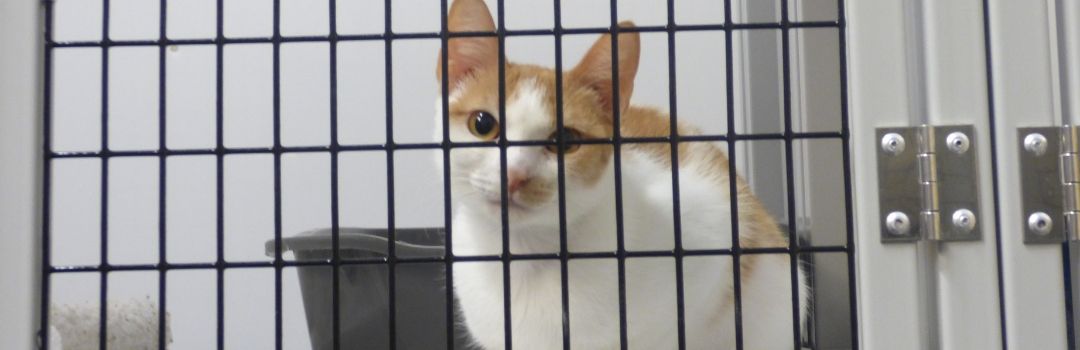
951,209 -> 976,232
886,211 -> 911,236
1024,133 -> 1048,156
946,132 -> 970,154
1028,212 -> 1053,235
881,133 -> 906,155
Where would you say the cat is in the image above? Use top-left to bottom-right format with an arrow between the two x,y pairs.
434,0 -> 807,348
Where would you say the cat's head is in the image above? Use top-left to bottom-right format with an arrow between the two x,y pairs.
436,0 -> 639,226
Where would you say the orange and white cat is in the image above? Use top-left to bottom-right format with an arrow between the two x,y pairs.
436,1 -> 806,349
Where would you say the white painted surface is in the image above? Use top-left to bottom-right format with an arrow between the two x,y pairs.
847,0 -> 923,348
851,0 -> 1076,348
988,0 -> 1071,348
0,0 -> 41,349
920,0 -> 1003,348
1060,0 -> 1080,122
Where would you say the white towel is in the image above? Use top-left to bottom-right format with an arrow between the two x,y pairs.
48,297 -> 172,350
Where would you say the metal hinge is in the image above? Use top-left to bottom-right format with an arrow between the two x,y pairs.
877,125 -> 982,243
1018,126 -> 1080,244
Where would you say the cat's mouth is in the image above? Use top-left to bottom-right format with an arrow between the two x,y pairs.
483,196 -> 531,212
466,176 -> 545,213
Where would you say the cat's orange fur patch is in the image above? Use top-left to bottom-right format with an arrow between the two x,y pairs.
619,105 -> 789,281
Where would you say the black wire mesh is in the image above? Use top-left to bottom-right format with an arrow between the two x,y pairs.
39,0 -> 857,349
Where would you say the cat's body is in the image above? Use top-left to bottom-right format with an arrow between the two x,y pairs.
437,1 -> 806,348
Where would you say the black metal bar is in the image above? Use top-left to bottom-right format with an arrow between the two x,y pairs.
665,0 -> 688,348
552,0 -> 572,348
603,3 -> 630,349
723,0 -> 745,347
494,1 -> 514,348
45,131 -> 846,159
329,0 -> 342,349
383,0 -> 399,348
157,0 -> 168,349
438,0 -> 456,349
778,0 -> 804,347
99,0 -> 112,348
271,0 -> 286,349
836,0 -> 861,347
47,244 -> 853,274
1057,0 -> 1080,340
977,0 -> 1010,347
214,0 -> 227,348
39,0 -> 55,348
1064,243 -> 1077,349
47,21 -> 843,48
50,133 -> 844,157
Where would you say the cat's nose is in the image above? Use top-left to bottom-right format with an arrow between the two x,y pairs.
506,169 -> 529,194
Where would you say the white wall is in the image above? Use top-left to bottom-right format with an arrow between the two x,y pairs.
0,0 -> 41,349
45,0 -> 844,348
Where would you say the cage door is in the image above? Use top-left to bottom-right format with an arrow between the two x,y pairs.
850,0 -> 1007,348
991,0 -> 1079,347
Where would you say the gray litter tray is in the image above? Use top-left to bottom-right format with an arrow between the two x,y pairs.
265,227 -> 471,350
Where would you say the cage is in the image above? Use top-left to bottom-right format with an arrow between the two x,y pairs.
0,0 -> 1078,349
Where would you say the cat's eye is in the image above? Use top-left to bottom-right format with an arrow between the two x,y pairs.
546,128 -> 582,154
467,111 -> 500,140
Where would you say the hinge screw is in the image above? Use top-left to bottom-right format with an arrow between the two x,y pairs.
1023,133 -> 1048,156
886,211 -> 911,236
881,133 -> 906,155
1028,212 -> 1053,235
951,209 -> 976,232
946,132 -> 970,154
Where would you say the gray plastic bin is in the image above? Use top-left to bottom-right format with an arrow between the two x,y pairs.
266,228 -> 471,350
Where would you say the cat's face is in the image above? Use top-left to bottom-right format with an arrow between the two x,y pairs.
443,65 -> 613,223
436,0 -> 639,226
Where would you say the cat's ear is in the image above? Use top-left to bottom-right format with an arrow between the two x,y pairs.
570,21 -> 640,116
438,0 -> 499,90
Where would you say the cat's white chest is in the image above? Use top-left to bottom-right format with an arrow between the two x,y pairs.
450,152 -> 753,349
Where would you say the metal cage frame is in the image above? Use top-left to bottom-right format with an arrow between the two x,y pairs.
34,0 -> 856,349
